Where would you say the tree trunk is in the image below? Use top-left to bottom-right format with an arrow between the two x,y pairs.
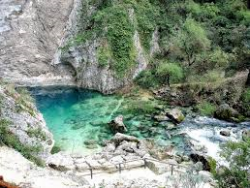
166,75 -> 170,86
246,69 -> 250,87
248,0 -> 250,9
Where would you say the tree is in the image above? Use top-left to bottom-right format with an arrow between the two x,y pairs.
174,18 -> 210,68
234,27 -> 250,87
156,63 -> 183,86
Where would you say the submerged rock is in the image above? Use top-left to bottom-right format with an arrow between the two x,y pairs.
166,108 -> 185,123
84,140 -> 98,149
153,115 -> 170,122
108,115 -> 128,133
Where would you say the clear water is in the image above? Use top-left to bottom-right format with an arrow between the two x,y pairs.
31,87 -> 186,154
31,87 -> 249,157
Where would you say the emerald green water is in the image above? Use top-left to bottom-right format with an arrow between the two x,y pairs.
32,87 -> 186,154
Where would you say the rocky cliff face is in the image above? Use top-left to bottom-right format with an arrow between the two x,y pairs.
0,0 -> 159,93
0,0 -> 75,87
0,84 -> 54,157
58,1 -> 159,93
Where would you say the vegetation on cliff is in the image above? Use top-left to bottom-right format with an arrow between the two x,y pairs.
213,138 -> 250,188
0,83 -> 49,166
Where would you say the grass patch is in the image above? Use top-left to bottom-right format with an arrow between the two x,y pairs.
15,88 -> 36,116
27,127 -> 47,141
122,100 -> 157,115
240,88 -> 250,117
196,101 -> 216,116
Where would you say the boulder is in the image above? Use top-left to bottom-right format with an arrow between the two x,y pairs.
103,143 -> 116,152
46,152 -> 75,171
146,160 -> 169,175
153,115 -> 170,122
190,140 -> 208,153
190,153 -> 211,171
214,104 -> 240,122
242,129 -> 250,141
108,115 -> 127,133
110,133 -> 141,147
220,129 -> 231,137
199,171 -> 213,183
125,160 -> 145,170
166,108 -> 185,123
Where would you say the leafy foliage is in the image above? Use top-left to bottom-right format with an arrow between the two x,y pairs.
196,101 -> 216,116
215,139 -> 250,188
27,127 -> 47,141
156,63 -> 184,86
240,89 -> 250,116
173,17 -> 211,68
135,69 -> 159,89
94,6 -> 135,76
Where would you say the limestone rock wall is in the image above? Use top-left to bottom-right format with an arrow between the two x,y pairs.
0,0 -> 159,93
0,0 -> 75,87
0,84 -> 54,157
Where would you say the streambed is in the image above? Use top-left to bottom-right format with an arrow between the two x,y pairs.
31,87 -> 250,161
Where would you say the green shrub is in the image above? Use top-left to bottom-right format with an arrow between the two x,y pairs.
237,10 -> 250,26
27,127 -> 47,141
134,0 -> 159,50
97,45 -> 111,68
208,47 -> 230,69
196,101 -> 216,116
215,139 -> 250,188
240,89 -> 250,116
15,88 -> 36,116
208,157 -> 217,176
203,70 -> 224,83
135,69 -> 159,89
156,62 -> 183,86
94,6 -> 136,76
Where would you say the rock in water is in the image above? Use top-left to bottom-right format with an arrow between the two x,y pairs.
190,153 -> 211,171
166,108 -> 185,123
242,129 -> 250,141
220,129 -> 231,137
109,115 -> 128,133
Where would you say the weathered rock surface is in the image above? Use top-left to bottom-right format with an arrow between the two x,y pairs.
0,84 -> 54,157
190,153 -> 211,171
166,108 -> 185,123
0,146 -> 86,188
214,104 -> 240,122
0,0 -> 159,94
0,0 -> 75,87
46,133 -> 148,175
